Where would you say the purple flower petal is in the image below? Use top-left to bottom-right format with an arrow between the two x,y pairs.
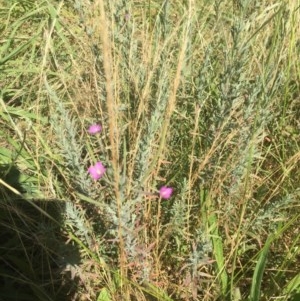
88,124 -> 102,134
88,161 -> 106,180
159,186 -> 173,199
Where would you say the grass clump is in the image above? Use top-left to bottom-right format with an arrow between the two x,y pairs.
0,0 -> 299,300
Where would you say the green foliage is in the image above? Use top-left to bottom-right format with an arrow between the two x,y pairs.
248,236 -> 272,301
201,190 -> 228,297
97,288 -> 112,301
283,273 -> 300,300
1,0 -> 299,300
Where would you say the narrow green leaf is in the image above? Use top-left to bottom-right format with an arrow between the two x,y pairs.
97,288 -> 112,301
283,273 -> 300,295
142,282 -> 174,301
249,236 -> 272,301
0,37 -> 37,65
208,210 -> 228,296
203,192 -> 228,296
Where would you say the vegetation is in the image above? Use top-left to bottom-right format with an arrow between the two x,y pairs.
0,0 -> 299,300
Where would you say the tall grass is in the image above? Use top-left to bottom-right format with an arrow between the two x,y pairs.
1,0 -> 299,300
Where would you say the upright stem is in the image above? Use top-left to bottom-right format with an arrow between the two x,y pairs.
97,0 -> 127,288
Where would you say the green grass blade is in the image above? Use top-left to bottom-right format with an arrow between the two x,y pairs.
249,236 -> 272,301
97,288 -> 112,301
0,38 -> 36,65
208,210 -> 228,296
203,192 -> 228,296
283,273 -> 300,297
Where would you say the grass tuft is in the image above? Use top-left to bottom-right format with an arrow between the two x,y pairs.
1,0 -> 299,300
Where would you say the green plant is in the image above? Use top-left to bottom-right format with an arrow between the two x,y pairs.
1,0 -> 299,300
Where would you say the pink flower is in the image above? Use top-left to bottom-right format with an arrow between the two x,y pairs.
159,186 -> 173,199
88,124 -> 102,134
88,162 -> 106,180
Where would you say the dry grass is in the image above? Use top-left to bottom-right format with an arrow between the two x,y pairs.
0,0 -> 300,300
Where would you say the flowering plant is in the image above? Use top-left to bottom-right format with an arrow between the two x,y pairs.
159,186 -> 173,199
88,124 -> 102,134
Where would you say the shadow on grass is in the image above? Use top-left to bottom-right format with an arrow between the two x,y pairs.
0,164 -> 80,301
